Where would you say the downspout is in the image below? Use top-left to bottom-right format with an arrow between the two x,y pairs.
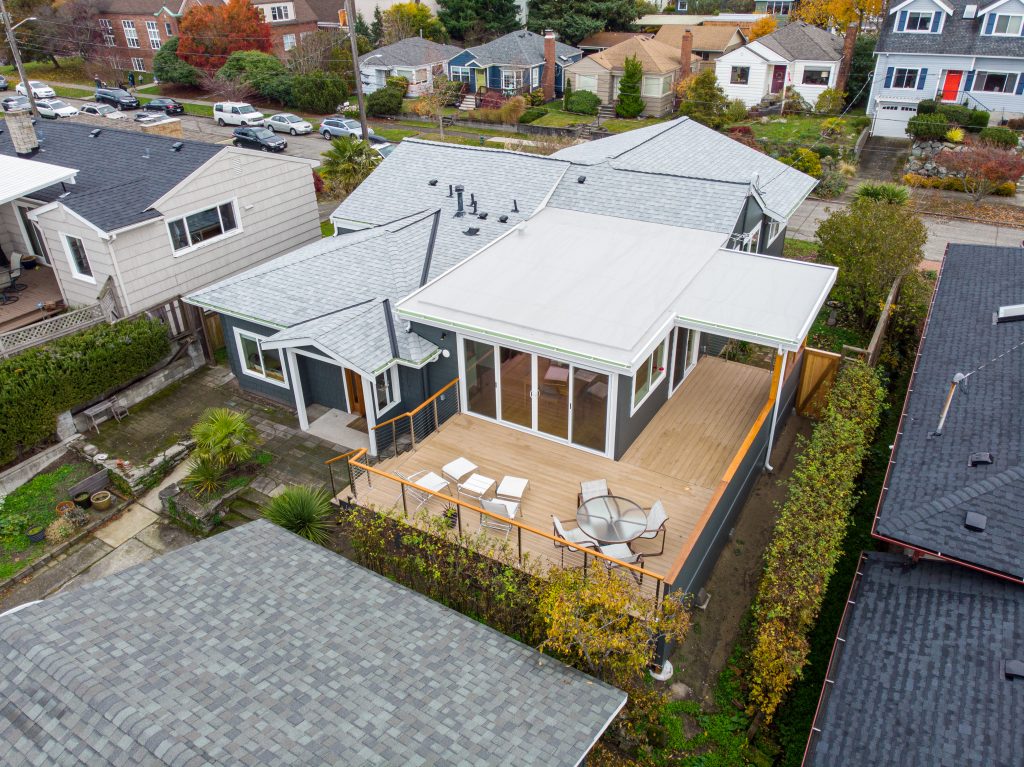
764,348 -> 788,472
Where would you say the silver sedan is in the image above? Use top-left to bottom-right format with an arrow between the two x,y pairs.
267,113 -> 313,135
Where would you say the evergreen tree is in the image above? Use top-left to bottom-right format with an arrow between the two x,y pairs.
527,0 -> 638,46
355,11 -> 371,40
678,68 -> 729,128
370,7 -> 384,46
439,0 -> 519,42
615,54 -> 644,118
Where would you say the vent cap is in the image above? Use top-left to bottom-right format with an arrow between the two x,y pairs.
964,4 -> 977,18
428,179 -> 438,186
996,304 -> 1024,323
464,227 -> 479,236
1004,659 -> 1024,679
171,141 -> 184,152
89,129 -> 102,138
964,511 -> 987,532
969,451 -> 994,467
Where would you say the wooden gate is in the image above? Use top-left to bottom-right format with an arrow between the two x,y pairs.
796,348 -> 841,418
202,310 -> 225,353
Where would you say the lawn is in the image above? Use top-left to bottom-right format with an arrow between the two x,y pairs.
601,116 -> 669,134
371,127 -> 420,142
320,220 -> 334,237
530,108 -> 592,128
0,57 -> 94,86
783,237 -> 817,261
744,113 -> 866,146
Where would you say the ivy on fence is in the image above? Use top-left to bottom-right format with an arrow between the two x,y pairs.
0,318 -> 170,465
747,361 -> 886,723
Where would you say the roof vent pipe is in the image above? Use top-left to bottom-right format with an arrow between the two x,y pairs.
933,372 -> 966,436
448,184 -> 453,197
454,185 -> 465,216
512,199 -> 519,213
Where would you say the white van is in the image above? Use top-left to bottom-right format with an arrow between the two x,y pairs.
214,102 -> 265,127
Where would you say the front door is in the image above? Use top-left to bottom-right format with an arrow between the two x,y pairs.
941,70 -> 963,102
475,68 -> 487,91
771,65 -> 787,94
344,368 -> 365,417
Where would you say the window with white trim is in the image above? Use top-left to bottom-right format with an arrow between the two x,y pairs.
282,33 -> 297,51
374,367 -> 399,413
532,66 -> 540,88
235,329 -> 287,386
450,65 -> 472,83
766,218 -> 782,245
974,71 -> 1018,93
501,68 -> 524,90
905,11 -> 934,31
802,67 -> 831,86
146,20 -> 161,49
675,0 -> 687,10
642,74 -> 671,97
730,66 -> 750,85
986,13 -> 1024,35
99,19 -> 115,47
167,201 -> 239,253
122,20 -> 140,48
575,73 -> 598,93
632,337 -> 668,410
62,235 -> 94,281
131,57 -> 146,72
764,0 -> 792,14
269,4 -> 291,20
891,67 -> 919,89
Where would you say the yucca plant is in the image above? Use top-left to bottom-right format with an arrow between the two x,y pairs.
262,485 -> 333,545
182,456 -> 226,499
853,181 -> 910,206
190,408 -> 259,468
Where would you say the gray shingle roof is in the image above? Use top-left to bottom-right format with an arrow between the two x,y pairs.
0,521 -> 626,766
360,36 -> 464,68
875,245 -> 1024,580
464,30 -> 582,66
805,552 -> 1024,767
877,0 -> 1024,56
756,20 -> 844,62
0,121 -> 220,233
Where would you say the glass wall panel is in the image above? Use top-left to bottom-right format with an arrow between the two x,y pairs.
537,357 -> 569,439
464,339 -> 497,418
671,328 -> 689,390
499,347 -> 532,427
572,367 -> 608,452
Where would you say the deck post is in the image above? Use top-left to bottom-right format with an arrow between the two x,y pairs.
391,422 -> 397,457
433,399 -> 439,433
400,482 -> 408,513
328,463 -> 336,499
456,503 -> 462,536
345,456 -> 357,499
410,414 -> 416,449
517,526 -> 522,566
765,348 -> 789,472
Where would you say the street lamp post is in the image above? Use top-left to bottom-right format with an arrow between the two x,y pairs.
0,1 -> 38,118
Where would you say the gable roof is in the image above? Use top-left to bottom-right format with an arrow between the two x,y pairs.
755,20 -> 843,62
654,23 -> 747,53
586,36 -> 694,74
877,0 -> 1024,56
464,30 -> 582,67
874,244 -> 1024,582
360,36 -> 464,68
804,552 -> 1024,766
0,121 -> 220,233
577,31 -> 650,50
0,521 -> 627,767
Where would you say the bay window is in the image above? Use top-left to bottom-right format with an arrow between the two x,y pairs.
167,201 -> 239,253
642,74 -> 671,97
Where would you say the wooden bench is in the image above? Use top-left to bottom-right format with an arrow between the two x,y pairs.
69,469 -> 108,499
82,396 -> 129,433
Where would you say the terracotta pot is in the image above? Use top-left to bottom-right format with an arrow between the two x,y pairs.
55,500 -> 76,516
90,491 -> 112,511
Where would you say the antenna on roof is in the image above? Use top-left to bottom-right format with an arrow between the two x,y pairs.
511,199 -> 519,213
932,372 -> 966,436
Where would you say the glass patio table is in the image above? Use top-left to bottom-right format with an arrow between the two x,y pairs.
576,496 -> 648,545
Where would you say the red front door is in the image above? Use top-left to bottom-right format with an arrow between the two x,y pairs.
771,65 -> 787,94
941,71 -> 963,102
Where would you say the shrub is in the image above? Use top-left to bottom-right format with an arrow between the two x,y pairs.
0,318 -> 169,465
1007,117 -> 1024,130
678,68 -> 729,128
385,75 -> 409,95
262,485 -> 333,545
849,114 -> 871,131
64,507 -> 89,527
311,169 -> 324,197
903,172 -> 1016,196
916,98 -> 937,114
616,55 -> 645,119
728,124 -> 753,136
45,517 -> 75,544
564,90 -> 601,115
854,181 -> 910,205
979,125 -> 1018,149
182,455 -> 226,499
499,95 -> 527,123
815,88 -> 846,114
815,170 -> 847,199
561,76 -> 572,111
936,140 -> 1024,200
820,116 -> 845,136
812,145 -> 839,159
725,98 -> 748,124
945,127 -> 965,143
528,87 -> 545,107
906,112 -> 950,140
936,103 -> 988,128
782,147 -> 823,178
218,50 -> 293,105
152,37 -> 199,86
291,71 -> 347,114
190,408 -> 259,468
366,85 -> 404,116
518,107 -> 548,124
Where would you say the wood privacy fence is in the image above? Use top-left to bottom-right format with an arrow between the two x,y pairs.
796,348 -> 842,418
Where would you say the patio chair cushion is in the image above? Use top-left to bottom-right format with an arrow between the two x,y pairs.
580,479 -> 609,503
496,475 -> 529,502
599,543 -> 640,565
442,456 -> 478,484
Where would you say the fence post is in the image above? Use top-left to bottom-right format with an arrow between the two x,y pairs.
392,422 -> 397,457
328,463 -> 336,499
409,414 -> 416,449
456,503 -> 462,536
400,482 -> 408,514
433,399 -> 439,433
517,525 -> 523,566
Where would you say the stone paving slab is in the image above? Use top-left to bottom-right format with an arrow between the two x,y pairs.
0,539 -> 113,609
93,506 -> 158,548
58,538 -> 161,593
133,523 -> 197,554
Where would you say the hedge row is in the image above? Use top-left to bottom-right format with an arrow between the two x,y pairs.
747,361 -> 886,723
0,318 -> 170,465
916,99 -> 990,127
903,172 -> 1016,196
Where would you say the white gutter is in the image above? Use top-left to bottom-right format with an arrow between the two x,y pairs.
764,347 -> 788,472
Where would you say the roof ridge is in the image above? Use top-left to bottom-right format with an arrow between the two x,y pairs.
402,137 -> 569,163
907,464 -> 1024,526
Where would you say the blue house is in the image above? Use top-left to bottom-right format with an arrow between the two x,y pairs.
446,29 -> 583,98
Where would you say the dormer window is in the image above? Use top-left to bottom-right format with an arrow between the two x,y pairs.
906,11 -> 934,29
984,13 -> 1023,35
896,8 -> 943,32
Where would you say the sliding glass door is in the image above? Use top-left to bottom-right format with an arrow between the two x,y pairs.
537,356 -> 569,439
670,328 -> 699,393
464,339 -> 496,418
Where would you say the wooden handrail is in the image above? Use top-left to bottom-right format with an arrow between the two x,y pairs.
324,447 -> 365,466
373,377 -> 460,432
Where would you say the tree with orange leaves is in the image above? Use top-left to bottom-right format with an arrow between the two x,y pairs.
791,0 -> 883,31
177,0 -> 272,70
748,15 -> 777,40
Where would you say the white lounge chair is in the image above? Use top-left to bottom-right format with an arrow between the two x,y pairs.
552,516 -> 598,566
579,479 -> 609,504
394,470 -> 450,510
481,497 -> 519,536
635,500 -> 668,556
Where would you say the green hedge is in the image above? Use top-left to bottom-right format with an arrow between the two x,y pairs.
0,318 -> 170,464
366,85 -> 404,116
564,90 -> 601,116
518,107 -> 548,124
936,103 -> 989,128
979,125 -> 1019,149
906,112 -> 950,140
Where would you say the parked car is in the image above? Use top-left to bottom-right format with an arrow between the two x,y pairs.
232,126 -> 286,152
1,94 -> 29,112
143,97 -> 185,116
36,99 -> 79,119
80,103 -> 127,120
214,102 -> 265,127
320,117 -> 375,140
94,87 -> 139,110
134,112 -> 162,124
0,75 -> 7,91
266,113 -> 312,135
16,80 -> 56,99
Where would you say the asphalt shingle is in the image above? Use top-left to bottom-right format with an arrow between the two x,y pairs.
463,29 -> 582,66
0,521 -> 626,766
360,37 -> 464,68
756,20 -> 844,62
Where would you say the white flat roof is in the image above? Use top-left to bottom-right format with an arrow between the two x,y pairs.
399,208 -> 836,369
0,154 -> 77,207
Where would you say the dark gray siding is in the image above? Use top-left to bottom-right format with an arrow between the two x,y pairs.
412,322 -> 458,394
220,314 -> 295,407
298,354 -> 347,411
763,224 -> 786,258
613,372 -> 669,460
731,195 -> 765,248
702,333 -> 730,357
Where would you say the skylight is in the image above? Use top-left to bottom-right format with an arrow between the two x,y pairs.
996,303 -> 1024,323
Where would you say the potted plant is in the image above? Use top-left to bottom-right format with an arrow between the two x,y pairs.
90,490 -> 112,511
55,500 -> 76,516
73,491 -> 92,509
26,526 -> 46,543
442,505 -> 459,529
20,254 -> 38,270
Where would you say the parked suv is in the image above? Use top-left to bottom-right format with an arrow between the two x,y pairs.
94,87 -> 139,110
320,117 -> 374,140
214,102 -> 265,127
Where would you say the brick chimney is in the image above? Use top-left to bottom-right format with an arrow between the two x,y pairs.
7,110 -> 38,155
680,29 -> 693,78
835,23 -> 858,95
543,29 -> 556,101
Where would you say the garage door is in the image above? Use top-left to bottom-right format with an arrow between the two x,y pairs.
872,102 -> 918,138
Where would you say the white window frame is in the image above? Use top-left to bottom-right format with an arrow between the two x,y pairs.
642,74 -> 671,97
282,33 -> 297,51
99,19 -> 115,47
802,67 -> 831,86
730,66 -> 750,85
576,73 -> 598,93
764,0 -> 792,14
631,336 -> 668,415
373,366 -> 401,415
501,68 -> 524,90
973,70 -> 1019,93
987,13 -> 1024,35
532,66 -> 540,88
766,218 -> 783,245
166,199 -> 241,256
131,57 -> 146,72
122,20 -> 140,48
891,67 -> 919,89
60,233 -> 95,283
146,20 -> 161,49
450,65 -> 472,83
269,4 -> 291,21
904,11 -> 935,31
233,327 -> 289,388
675,0 -> 687,10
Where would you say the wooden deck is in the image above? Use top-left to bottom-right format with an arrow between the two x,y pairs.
348,356 -> 772,582
0,266 -> 64,333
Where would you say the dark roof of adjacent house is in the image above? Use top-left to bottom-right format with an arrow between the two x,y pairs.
464,30 -> 582,66
756,20 -> 843,61
874,244 -> 1024,581
577,31 -> 650,50
92,0 -> 216,16
0,521 -> 626,766
877,0 -> 1024,56
360,37 -> 464,68
804,551 -> 1024,766
0,121 -> 220,233
654,24 -> 746,53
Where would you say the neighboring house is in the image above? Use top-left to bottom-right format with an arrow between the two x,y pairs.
866,0 -> 1024,137
0,521 -> 627,765
804,244 -> 1024,765
716,20 -> 844,107
565,36 -> 698,116
446,29 -> 583,98
753,0 -> 795,15
252,0 -> 320,54
636,12 -> 765,36
359,37 -> 464,95
0,119 -> 319,329
91,0 -> 215,74
654,23 -> 747,63
577,31 -> 650,54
